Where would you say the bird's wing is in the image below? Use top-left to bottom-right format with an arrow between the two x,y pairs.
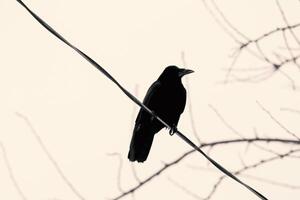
135,81 -> 162,124
128,81 -> 163,162
179,88 -> 187,114
142,81 -> 162,109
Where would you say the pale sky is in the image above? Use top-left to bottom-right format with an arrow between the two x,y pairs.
1,0 -> 300,200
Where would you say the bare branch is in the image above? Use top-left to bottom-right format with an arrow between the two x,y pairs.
208,104 -> 244,138
167,177 -> 204,200
208,106 -> 284,156
282,30 -> 300,70
256,102 -> 300,140
204,148 -> 300,199
275,0 -> 300,46
239,23 -> 300,50
107,152 -> 125,193
112,137 -> 299,200
112,150 -> 192,200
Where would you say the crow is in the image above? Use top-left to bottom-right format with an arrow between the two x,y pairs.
128,65 -> 194,162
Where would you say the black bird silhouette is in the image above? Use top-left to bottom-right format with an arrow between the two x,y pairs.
128,65 -> 194,162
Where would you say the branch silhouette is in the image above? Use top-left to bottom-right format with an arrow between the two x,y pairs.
186,164 -> 300,190
239,23 -> 300,50
16,0 -> 269,199
202,0 -> 300,86
257,101 -> 300,140
112,137 -> 299,200
107,153 -> 125,193
167,147 -> 300,200
204,148 -> 300,200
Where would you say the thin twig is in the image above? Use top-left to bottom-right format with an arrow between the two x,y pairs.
15,113 -> 86,200
130,164 -> 141,184
0,142 -> 28,200
282,30 -> 300,70
210,0 -> 250,41
275,0 -> 300,46
229,68 -> 276,83
281,108 -> 300,115
208,106 -> 286,156
256,101 -> 300,140
278,69 -> 297,90
167,177 -> 204,200
208,104 -> 244,138
107,153 -> 124,192
224,49 -> 242,83
239,23 -> 300,50
221,66 -> 271,72
201,0 -> 241,43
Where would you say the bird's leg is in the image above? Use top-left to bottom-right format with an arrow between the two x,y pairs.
169,124 -> 178,136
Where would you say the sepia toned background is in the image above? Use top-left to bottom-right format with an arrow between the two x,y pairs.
1,0 -> 300,199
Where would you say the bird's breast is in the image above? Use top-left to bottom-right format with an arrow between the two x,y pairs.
156,84 -> 186,116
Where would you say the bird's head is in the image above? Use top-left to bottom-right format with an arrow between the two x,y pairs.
158,65 -> 194,82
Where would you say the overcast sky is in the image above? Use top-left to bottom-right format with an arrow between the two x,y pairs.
1,0 -> 300,200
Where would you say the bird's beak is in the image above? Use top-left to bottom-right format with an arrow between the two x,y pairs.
179,68 -> 194,77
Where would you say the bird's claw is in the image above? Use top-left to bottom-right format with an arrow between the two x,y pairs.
169,125 -> 177,136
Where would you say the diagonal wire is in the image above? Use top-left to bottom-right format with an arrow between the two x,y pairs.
15,1 -> 268,199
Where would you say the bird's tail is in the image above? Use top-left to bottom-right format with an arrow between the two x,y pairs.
128,125 -> 155,162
